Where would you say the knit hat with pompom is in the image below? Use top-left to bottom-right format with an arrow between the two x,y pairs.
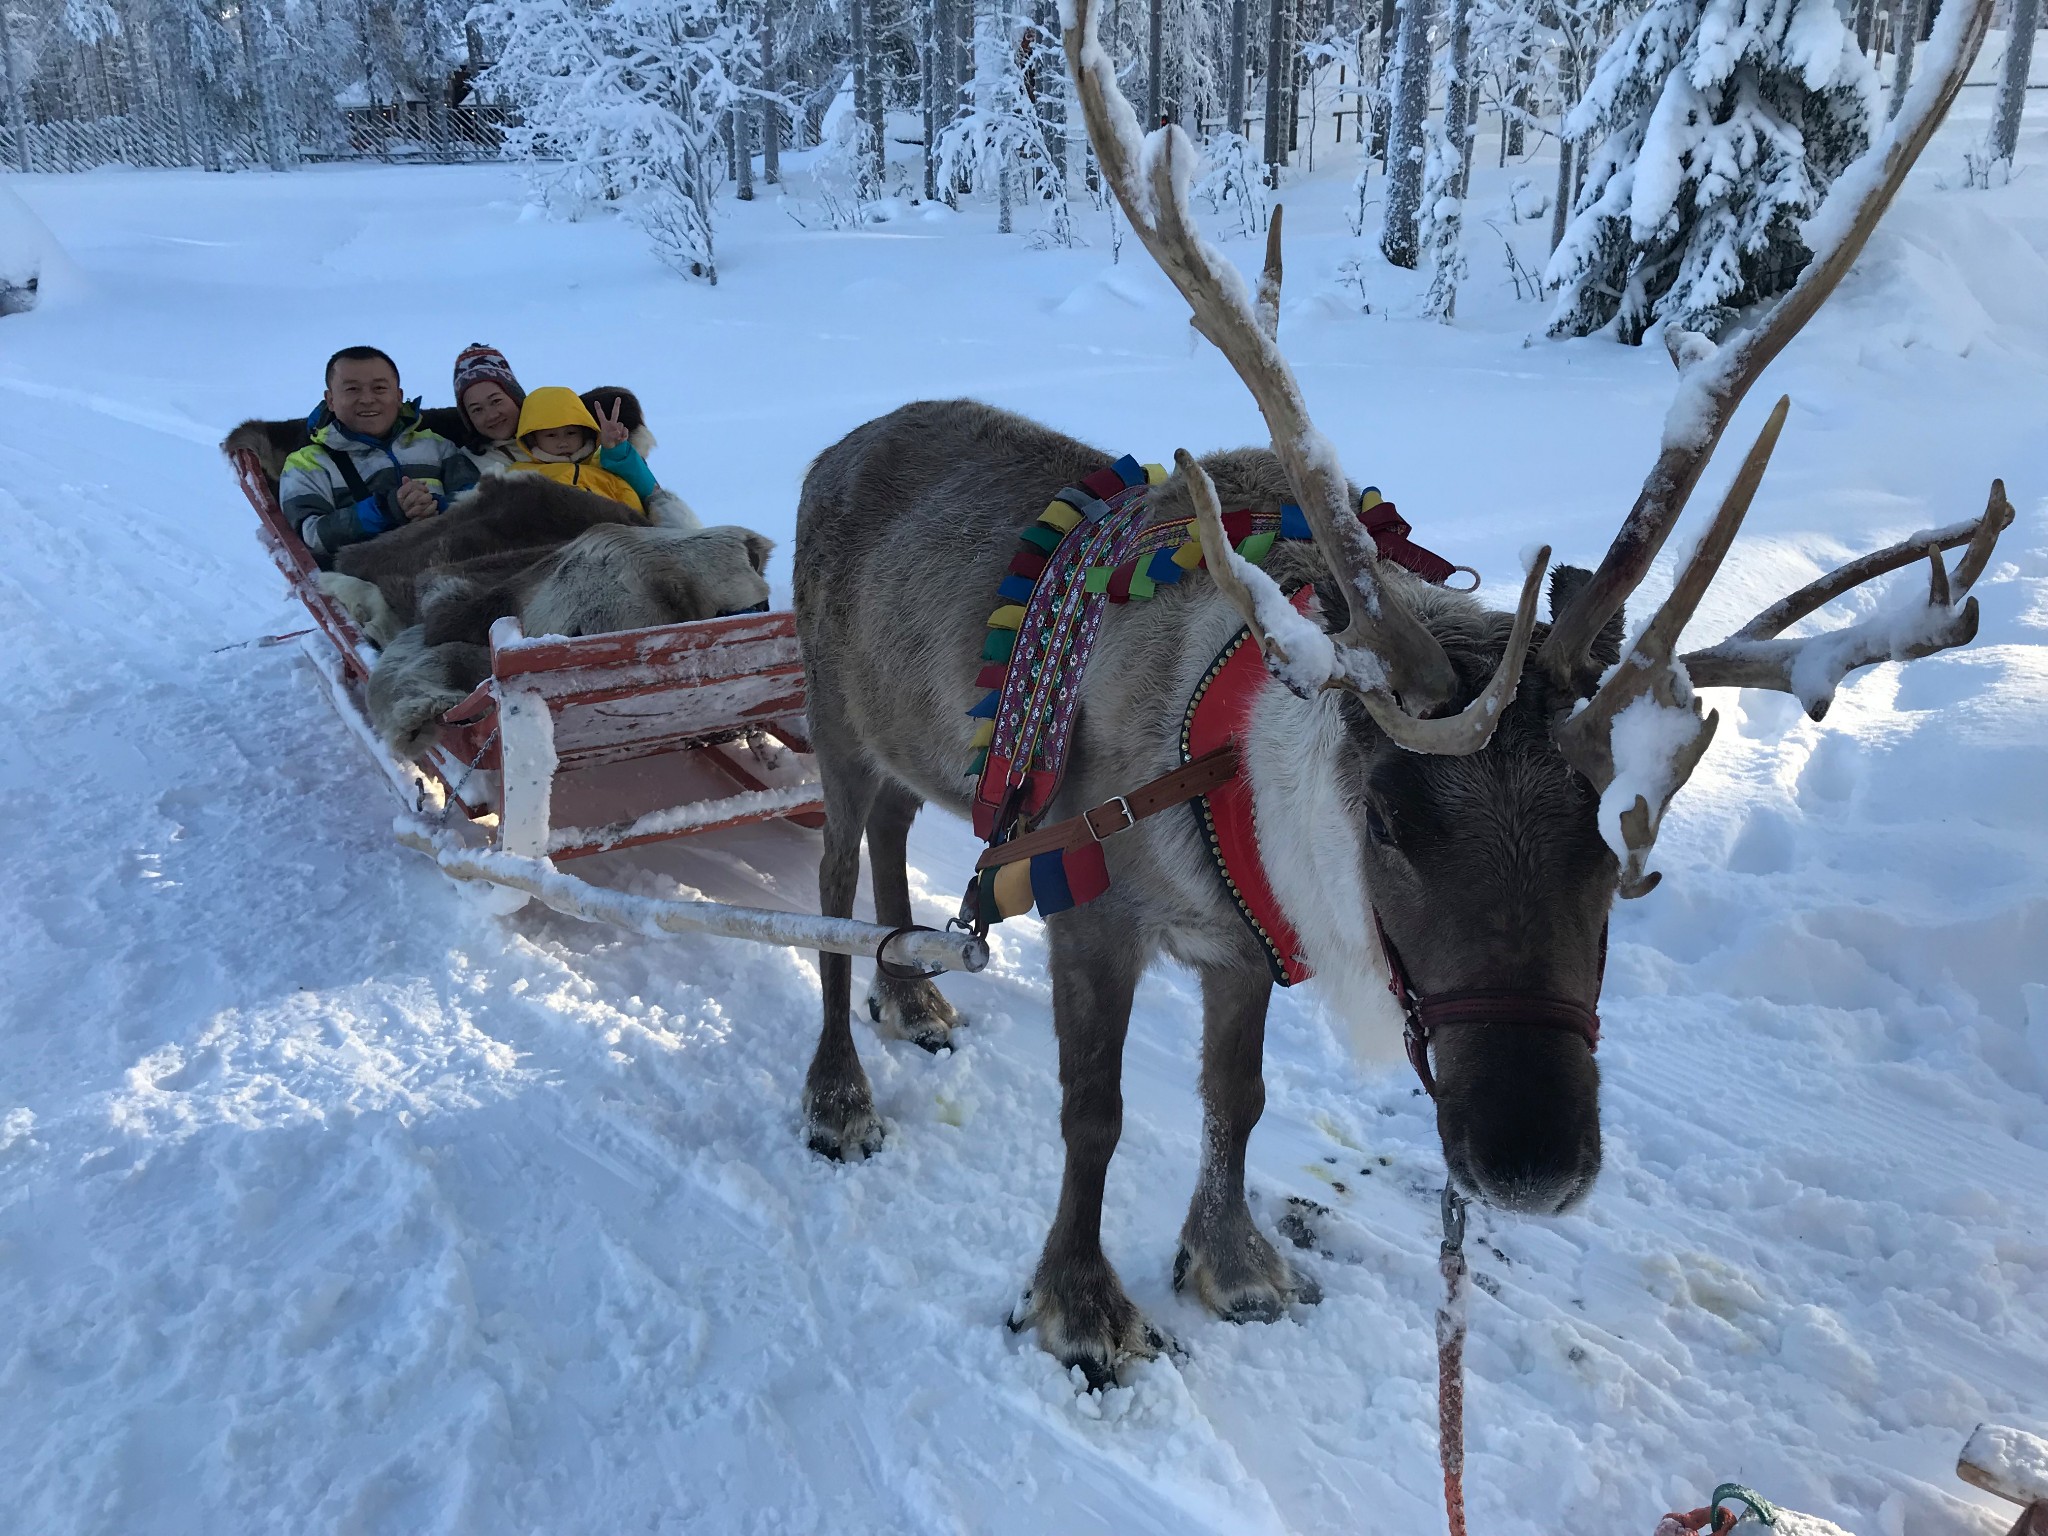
452,343 -> 524,411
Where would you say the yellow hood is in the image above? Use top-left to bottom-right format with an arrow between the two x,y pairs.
517,386 -> 600,440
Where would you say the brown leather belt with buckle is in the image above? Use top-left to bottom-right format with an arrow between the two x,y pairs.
974,744 -> 1241,871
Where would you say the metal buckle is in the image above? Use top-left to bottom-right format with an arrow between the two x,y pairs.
1088,795 -> 1134,841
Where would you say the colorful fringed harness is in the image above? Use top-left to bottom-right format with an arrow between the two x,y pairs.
959,454 -> 1467,980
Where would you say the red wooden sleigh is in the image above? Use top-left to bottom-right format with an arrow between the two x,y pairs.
234,448 -> 826,861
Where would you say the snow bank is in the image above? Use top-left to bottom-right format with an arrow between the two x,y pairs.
0,184 -> 85,314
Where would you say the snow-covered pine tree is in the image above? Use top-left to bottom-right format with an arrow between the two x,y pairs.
1545,0 -> 1878,343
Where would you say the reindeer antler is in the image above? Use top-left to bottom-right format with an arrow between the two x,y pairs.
1064,0 -> 1471,720
1538,0 -> 2001,892
1178,450 -> 1550,754
1682,480 -> 2015,719
1553,397 -> 1789,896
1540,0 -> 1994,690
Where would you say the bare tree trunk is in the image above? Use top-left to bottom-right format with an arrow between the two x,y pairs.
1506,72 -> 1528,158
735,100 -> 754,198
1263,0 -> 1285,174
1550,56 -> 1576,253
1854,0 -> 1877,51
1460,41 -> 1478,186
761,0 -> 782,183
1989,0 -> 2038,160
1070,47 -> 1089,188
946,0 -> 970,199
1369,0 -> 1392,163
1287,0 -> 1305,153
1,0 -> 33,173
1442,0 -> 1468,184
1037,0 -> 1065,185
853,0 -> 885,190
922,0 -> 939,197
1431,0 -> 1472,317
928,0 -> 948,196
1378,0 -> 1430,267
871,0 -> 890,188
850,0 -> 867,174
943,0 -> 962,119
1148,0 -> 1164,122
1228,0 -> 1249,133
973,0 -> 1010,229
1888,0 -> 1919,116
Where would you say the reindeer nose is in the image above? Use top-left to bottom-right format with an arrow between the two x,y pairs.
1432,1022 -> 1602,1215
1452,1121 -> 1600,1214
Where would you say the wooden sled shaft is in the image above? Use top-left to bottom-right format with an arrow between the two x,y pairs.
397,820 -> 990,975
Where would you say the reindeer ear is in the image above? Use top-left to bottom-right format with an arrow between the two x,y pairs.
1275,576 -> 1338,632
741,530 -> 774,575
1548,566 -> 1626,671
1548,564 -> 1590,622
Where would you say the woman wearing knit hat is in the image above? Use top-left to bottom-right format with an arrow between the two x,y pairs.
451,343 -> 529,472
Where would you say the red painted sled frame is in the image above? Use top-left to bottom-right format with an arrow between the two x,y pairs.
234,447 -> 826,860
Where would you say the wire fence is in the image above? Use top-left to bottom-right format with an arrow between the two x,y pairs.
0,101 -> 516,174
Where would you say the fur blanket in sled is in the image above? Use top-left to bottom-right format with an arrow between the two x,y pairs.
359,522 -> 773,759
223,393 -> 768,761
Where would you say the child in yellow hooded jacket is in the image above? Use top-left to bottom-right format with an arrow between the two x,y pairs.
509,386 -> 660,516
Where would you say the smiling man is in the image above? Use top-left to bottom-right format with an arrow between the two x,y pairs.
279,346 -> 479,564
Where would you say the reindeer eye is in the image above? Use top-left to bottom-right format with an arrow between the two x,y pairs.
1365,803 -> 1395,846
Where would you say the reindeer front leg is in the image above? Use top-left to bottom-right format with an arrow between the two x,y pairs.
1174,963 -> 1317,1321
1012,918 -> 1161,1388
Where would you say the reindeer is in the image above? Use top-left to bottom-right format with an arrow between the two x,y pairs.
790,0 -> 2011,1385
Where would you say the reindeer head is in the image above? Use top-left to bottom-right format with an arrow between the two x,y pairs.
1063,0 -> 2009,1212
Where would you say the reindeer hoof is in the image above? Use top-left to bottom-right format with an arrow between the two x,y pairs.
1011,1277 -> 1166,1390
802,1085 -> 885,1162
806,1117 -> 885,1163
866,980 -> 961,1054
1173,1231 -> 1317,1323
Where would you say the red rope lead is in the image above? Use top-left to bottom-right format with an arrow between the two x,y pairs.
1437,1185 -> 1470,1536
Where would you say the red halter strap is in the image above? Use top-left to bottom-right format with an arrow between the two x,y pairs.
1373,909 -> 1605,1099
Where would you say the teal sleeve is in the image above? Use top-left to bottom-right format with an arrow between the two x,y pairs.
600,441 -> 659,502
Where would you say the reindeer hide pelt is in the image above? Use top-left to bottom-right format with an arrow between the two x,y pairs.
365,627 -> 491,759
364,525 -> 773,757
221,419 -> 307,487
332,476 -> 647,628
419,525 -> 773,648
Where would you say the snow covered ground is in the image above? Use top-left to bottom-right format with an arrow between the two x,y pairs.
2,68 -> 2045,1536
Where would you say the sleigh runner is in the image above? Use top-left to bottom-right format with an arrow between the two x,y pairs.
234,446 -> 827,862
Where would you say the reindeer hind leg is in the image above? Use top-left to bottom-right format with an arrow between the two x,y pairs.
804,749 -> 885,1162
863,781 -> 961,1053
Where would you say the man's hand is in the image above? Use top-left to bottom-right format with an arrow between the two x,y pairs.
595,397 -> 629,451
395,477 -> 438,521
